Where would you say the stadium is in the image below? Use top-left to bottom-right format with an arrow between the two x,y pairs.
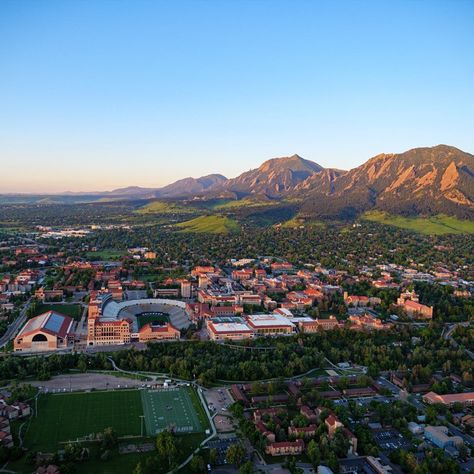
87,295 -> 191,346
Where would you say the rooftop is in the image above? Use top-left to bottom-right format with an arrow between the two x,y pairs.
17,311 -> 73,339
246,313 -> 296,328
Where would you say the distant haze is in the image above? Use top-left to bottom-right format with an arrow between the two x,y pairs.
0,1 -> 473,193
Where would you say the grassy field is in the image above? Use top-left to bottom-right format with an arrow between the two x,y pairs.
281,216 -> 326,229
136,200 -> 195,215
185,386 -> 210,431
24,390 -> 143,451
176,215 -> 240,234
213,197 -> 275,210
10,388 -> 208,473
363,211 -> 474,235
33,303 -> 83,320
141,387 -> 203,435
136,312 -> 170,329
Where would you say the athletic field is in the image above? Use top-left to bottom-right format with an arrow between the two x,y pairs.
141,387 -> 203,435
23,386 -> 207,452
24,390 -> 143,451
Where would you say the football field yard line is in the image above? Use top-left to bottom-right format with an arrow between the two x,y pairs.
141,387 -> 203,435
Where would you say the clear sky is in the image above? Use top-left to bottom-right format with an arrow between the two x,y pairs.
1,0 -> 473,193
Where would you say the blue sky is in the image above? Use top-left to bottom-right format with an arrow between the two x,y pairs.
1,0 -> 473,192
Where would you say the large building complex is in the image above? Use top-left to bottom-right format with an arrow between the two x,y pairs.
87,292 -> 189,346
207,317 -> 254,341
246,313 -> 295,335
423,391 -> 474,407
14,311 -> 75,353
207,312 -> 297,340
396,290 -> 433,319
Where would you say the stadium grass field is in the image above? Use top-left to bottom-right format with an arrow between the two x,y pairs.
141,386 -> 204,435
24,390 -> 143,451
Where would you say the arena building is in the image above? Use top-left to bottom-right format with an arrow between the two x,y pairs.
14,311 -> 75,352
87,293 -> 190,346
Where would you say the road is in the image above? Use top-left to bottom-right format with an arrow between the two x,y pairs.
443,322 -> 473,360
0,299 -> 31,349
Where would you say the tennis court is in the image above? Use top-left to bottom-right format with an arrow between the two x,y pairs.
141,387 -> 203,435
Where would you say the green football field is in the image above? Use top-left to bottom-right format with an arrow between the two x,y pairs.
141,387 -> 203,435
24,390 -> 143,451
23,387 -> 208,452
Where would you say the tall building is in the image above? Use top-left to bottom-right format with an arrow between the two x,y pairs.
198,275 -> 208,289
181,281 -> 192,298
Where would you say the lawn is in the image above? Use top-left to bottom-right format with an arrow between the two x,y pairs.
141,387 -> 204,435
33,303 -> 83,320
281,216 -> 326,229
176,215 -> 240,234
136,312 -> 170,329
363,211 -> 474,235
135,200 -> 195,215
24,390 -> 143,451
213,197 -> 274,210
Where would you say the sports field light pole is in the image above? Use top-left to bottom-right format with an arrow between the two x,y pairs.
139,415 -> 144,437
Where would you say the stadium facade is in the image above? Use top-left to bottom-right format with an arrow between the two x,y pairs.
87,292 -> 190,346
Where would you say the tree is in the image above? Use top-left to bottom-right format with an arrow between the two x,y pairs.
458,443 -> 469,461
239,461 -> 254,474
292,414 -> 309,428
226,443 -> 246,467
77,356 -> 88,373
209,448 -> 218,466
156,431 -> 177,469
190,454 -> 206,472
307,439 -> 320,467
101,427 -> 118,449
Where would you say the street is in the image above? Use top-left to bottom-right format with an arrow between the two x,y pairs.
0,298 -> 31,349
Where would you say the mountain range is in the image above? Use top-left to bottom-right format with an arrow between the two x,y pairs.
2,145 -> 473,219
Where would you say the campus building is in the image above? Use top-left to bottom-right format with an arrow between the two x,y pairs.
207,317 -> 254,341
423,391 -> 474,407
397,290 -> 433,319
265,439 -> 304,456
245,313 -> 295,336
14,311 -> 75,352
87,292 -> 189,346
424,426 -> 463,449
180,281 -> 192,298
138,322 -> 180,342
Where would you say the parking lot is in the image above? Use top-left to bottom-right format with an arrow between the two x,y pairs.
207,437 -> 239,465
30,373 -> 144,392
205,387 -> 234,416
373,428 -> 412,452
213,414 -> 235,433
